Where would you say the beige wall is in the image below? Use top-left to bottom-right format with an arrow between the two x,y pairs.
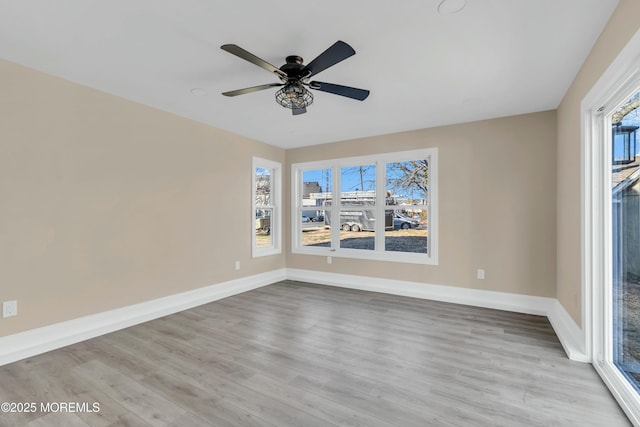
7,0 -> 637,337
0,59 -> 285,336
286,111 -> 557,297
557,0 -> 640,324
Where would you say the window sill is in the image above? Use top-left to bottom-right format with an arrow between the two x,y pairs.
292,246 -> 437,265
252,248 -> 282,258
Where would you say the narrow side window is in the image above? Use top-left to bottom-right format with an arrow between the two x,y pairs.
253,157 -> 281,257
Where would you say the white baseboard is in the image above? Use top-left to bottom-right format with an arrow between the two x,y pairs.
0,269 -> 285,367
547,299 -> 589,362
0,267 -> 589,366
286,268 -> 589,362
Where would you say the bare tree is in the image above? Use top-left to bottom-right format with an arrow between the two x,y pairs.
612,92 -> 640,124
255,170 -> 271,205
386,160 -> 429,201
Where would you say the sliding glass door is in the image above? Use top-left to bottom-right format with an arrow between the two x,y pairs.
611,91 -> 640,390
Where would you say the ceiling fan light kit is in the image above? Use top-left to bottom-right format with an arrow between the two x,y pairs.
275,83 -> 313,109
221,41 -> 369,115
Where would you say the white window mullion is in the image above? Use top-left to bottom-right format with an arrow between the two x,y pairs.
602,112 -> 614,364
291,166 -> 301,251
375,160 -> 385,252
331,165 -> 340,252
428,151 -> 438,261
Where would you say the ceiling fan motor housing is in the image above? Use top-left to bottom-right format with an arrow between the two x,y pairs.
280,55 -> 307,80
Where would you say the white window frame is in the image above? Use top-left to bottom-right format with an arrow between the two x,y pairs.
582,30 -> 640,425
291,148 -> 438,265
252,157 -> 281,258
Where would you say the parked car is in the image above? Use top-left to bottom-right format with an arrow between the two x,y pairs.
393,212 -> 419,229
311,215 -> 324,222
302,215 -> 311,223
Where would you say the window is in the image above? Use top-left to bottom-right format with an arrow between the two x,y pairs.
298,168 -> 332,249
252,157 -> 281,257
386,160 -> 430,254
291,148 -> 438,264
583,34 -> 640,424
611,91 -> 640,391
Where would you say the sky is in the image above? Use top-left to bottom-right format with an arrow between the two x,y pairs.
302,166 -> 375,193
302,162 -> 427,200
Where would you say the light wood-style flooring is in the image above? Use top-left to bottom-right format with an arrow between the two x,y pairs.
0,281 -> 630,426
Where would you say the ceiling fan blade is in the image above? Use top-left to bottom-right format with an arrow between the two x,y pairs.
222,83 -> 283,97
302,41 -> 356,78
292,107 -> 307,115
221,44 -> 287,79
308,81 -> 370,101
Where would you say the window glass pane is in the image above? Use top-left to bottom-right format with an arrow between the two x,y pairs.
255,208 -> 272,248
385,160 -> 429,253
386,160 -> 429,206
302,168 -> 332,207
300,209 -> 331,247
301,169 -> 332,248
385,209 -> 428,253
338,165 -> 376,250
612,90 -> 640,390
339,209 -> 375,250
340,164 -> 376,194
255,167 -> 272,206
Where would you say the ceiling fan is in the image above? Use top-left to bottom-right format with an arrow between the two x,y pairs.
220,41 -> 370,115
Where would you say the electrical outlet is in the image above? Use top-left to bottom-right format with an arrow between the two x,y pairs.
327,256 -> 332,264
235,261 -> 240,270
3,300 -> 17,318
477,269 -> 485,280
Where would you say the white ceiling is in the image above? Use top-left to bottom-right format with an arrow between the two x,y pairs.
0,0 -> 619,149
